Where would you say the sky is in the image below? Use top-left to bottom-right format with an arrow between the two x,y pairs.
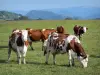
0,0 -> 100,11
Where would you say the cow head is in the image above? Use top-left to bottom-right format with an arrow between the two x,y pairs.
78,54 -> 89,68
83,27 -> 88,33
57,26 -> 65,34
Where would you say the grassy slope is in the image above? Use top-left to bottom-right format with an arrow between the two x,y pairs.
0,20 -> 100,75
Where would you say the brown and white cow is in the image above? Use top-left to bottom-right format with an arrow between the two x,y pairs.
44,32 -> 89,68
7,29 -> 29,64
73,25 -> 88,40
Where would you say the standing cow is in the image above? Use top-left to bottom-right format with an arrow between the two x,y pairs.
73,25 -> 88,40
44,32 -> 89,68
26,28 -> 56,50
7,29 -> 29,64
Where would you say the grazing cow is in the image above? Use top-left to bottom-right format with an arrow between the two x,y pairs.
7,29 -> 29,64
44,32 -> 88,68
73,25 -> 88,40
26,28 -> 56,50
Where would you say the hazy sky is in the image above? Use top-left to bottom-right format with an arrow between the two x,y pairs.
0,0 -> 100,10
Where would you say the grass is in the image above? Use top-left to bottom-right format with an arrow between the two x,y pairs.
0,20 -> 100,75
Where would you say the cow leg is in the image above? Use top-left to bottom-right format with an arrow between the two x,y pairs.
68,50 -> 72,67
17,53 -> 21,64
17,47 -> 21,64
53,54 -> 56,65
72,57 -> 75,66
42,42 -> 44,51
29,42 -> 34,50
7,47 -> 12,63
44,46 -> 47,56
22,56 -> 26,64
45,51 -> 50,64
79,35 -> 81,40
22,46 -> 27,64
22,53 -> 26,64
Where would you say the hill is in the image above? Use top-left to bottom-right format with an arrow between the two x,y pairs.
48,7 -> 100,19
26,10 -> 64,20
0,11 -> 29,20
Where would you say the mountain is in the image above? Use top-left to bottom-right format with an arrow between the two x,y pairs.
9,10 -> 28,15
1,7 -> 100,20
47,7 -> 100,19
26,10 -> 64,20
0,11 -> 29,20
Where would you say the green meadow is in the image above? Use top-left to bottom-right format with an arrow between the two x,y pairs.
0,20 -> 100,75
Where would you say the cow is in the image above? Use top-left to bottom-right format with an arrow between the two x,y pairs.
7,29 -> 29,64
73,25 -> 88,40
44,32 -> 89,68
26,28 -> 56,50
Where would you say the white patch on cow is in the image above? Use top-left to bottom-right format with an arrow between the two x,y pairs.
43,39 -> 48,47
42,29 -> 46,32
83,27 -> 87,33
30,29 -> 33,30
52,32 -> 58,40
66,35 -> 80,44
51,28 -> 54,29
21,30 -> 28,41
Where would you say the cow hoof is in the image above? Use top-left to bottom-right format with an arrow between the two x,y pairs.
72,63 -> 75,66
6,61 -> 9,63
45,62 -> 48,64
18,62 -> 21,64
68,64 -> 72,67
32,49 -> 34,50
53,63 -> 56,65
23,62 -> 26,64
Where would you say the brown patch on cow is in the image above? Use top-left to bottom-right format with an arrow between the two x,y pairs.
67,38 -> 87,58
28,29 -> 43,41
42,29 -> 56,41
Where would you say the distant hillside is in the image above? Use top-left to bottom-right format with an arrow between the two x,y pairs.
0,11 -> 29,20
48,7 -> 100,19
26,10 -> 64,20
10,10 -> 28,15
1,7 -> 100,20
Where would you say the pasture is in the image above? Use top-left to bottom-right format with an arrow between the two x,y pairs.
0,20 -> 100,75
